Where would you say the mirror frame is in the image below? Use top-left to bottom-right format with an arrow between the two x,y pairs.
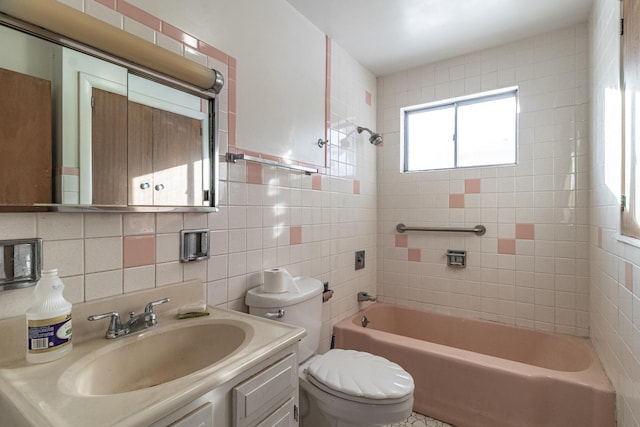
0,12 -> 223,212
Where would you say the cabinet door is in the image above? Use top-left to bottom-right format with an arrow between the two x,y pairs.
234,353 -> 297,427
91,87 -> 127,205
152,108 -> 203,206
256,397 -> 296,427
127,101 -> 154,205
0,67 -> 51,208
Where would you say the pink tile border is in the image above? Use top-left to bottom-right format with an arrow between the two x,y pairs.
498,239 -> 516,255
395,235 -> 408,248
116,0 -> 161,31
161,21 -> 198,49
365,90 -> 372,106
123,235 -> 155,268
449,194 -> 465,208
515,223 -> 535,240
464,178 -> 481,194
408,248 -> 421,262
198,41 -> 229,64
97,0 -> 116,9
290,226 -> 302,245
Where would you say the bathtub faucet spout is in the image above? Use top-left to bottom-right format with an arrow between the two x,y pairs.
357,291 -> 377,302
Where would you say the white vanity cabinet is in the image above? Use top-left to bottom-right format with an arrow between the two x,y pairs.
150,348 -> 299,427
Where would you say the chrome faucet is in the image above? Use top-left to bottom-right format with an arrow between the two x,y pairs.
88,298 -> 170,339
357,291 -> 377,302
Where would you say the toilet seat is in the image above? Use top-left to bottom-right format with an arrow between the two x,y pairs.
305,349 -> 414,404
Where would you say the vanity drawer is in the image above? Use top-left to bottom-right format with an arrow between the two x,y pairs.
234,353 -> 297,426
256,397 -> 295,427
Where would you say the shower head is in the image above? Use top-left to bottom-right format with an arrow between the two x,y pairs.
356,126 -> 383,146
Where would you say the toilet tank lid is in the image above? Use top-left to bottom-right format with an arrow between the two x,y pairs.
245,277 -> 323,308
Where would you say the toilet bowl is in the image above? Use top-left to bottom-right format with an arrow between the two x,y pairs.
245,277 -> 414,427
299,350 -> 414,427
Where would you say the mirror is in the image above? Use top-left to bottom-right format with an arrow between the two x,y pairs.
0,22 -> 219,212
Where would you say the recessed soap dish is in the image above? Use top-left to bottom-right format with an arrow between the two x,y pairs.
180,229 -> 210,262
446,249 -> 466,268
0,238 -> 42,291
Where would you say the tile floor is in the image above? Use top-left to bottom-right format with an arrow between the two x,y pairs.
385,412 -> 454,427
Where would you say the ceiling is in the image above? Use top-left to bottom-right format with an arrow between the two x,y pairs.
285,0 -> 595,76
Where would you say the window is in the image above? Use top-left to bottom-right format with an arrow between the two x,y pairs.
402,88 -> 518,172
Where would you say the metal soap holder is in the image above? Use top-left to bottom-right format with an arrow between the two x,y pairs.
180,229 -> 210,262
446,250 -> 466,268
0,238 -> 42,291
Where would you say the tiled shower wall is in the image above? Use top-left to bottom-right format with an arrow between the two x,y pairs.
590,0 -> 640,425
0,0 -> 378,353
376,24 -> 590,336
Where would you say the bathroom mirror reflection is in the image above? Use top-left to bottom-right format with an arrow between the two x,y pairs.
0,22 -> 218,212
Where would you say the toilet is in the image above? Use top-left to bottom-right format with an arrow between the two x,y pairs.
245,277 -> 414,427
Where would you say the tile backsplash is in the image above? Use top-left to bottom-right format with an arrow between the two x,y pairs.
0,0 -> 377,353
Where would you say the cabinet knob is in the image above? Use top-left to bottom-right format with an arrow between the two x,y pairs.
139,182 -> 150,190
155,184 -> 165,191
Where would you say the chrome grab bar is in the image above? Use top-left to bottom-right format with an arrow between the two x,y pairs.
396,223 -> 486,236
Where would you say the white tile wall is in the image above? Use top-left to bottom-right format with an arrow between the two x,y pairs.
0,1 -> 378,356
590,0 -> 640,426
376,24 -> 590,336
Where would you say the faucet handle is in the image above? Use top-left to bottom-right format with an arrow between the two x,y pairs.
144,297 -> 170,314
88,312 -> 127,339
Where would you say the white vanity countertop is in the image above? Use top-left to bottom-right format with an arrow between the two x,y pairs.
0,281 -> 305,427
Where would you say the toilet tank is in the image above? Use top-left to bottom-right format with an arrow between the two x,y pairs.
245,277 -> 323,363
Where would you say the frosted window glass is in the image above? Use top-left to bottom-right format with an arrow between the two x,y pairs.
406,106 -> 455,171
403,89 -> 517,172
457,96 -> 516,167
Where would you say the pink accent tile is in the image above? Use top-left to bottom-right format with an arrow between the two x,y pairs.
365,90 -> 372,106
228,79 -> 237,115
312,175 -> 322,191
228,56 -> 237,80
395,235 -> 408,248
515,223 -> 535,240
353,180 -> 360,194
116,0 -> 161,31
449,194 -> 465,208
228,112 -> 237,148
598,227 -> 602,249
161,22 -> 198,49
198,41 -> 229,64
625,262 -> 633,292
408,248 -> 421,262
465,178 -> 481,194
123,235 -> 155,268
247,162 -> 262,184
290,226 -> 302,245
96,0 -> 115,9
497,239 -> 516,255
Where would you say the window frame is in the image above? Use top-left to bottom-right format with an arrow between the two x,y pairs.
402,87 -> 519,173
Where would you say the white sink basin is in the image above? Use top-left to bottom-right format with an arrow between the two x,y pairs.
62,322 -> 247,395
